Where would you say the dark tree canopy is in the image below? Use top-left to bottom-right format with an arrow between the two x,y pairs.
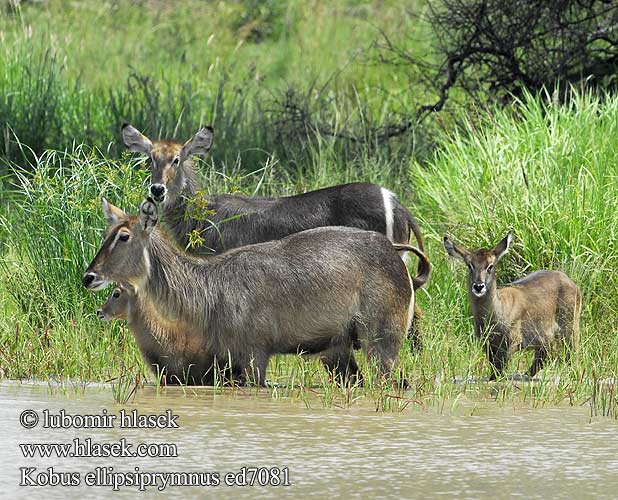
261,1 -> 618,152
382,0 -> 618,121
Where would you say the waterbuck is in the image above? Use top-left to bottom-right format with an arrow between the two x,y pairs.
444,232 -> 581,380
121,124 -> 424,255
97,286 -> 129,322
84,198 -> 430,385
121,123 -> 428,341
97,286 -> 216,384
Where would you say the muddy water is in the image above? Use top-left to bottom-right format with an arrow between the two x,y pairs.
1,382 -> 617,499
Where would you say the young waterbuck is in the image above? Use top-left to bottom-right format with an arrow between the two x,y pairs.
97,286 -> 128,322
84,198 -> 430,386
444,232 -> 581,380
97,286 -> 217,385
121,123 -> 428,342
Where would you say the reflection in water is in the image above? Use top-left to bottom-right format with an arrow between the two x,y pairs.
1,381 -> 617,499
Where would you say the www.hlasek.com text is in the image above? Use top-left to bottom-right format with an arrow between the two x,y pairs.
20,438 -> 177,459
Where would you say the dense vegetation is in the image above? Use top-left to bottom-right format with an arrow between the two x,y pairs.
0,1 -> 437,175
0,1 -> 616,416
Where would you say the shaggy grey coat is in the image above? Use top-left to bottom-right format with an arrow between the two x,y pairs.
84,198 -> 429,385
121,123 -> 425,273
97,286 -> 216,384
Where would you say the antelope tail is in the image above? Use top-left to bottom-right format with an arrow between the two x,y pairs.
393,244 -> 431,290
406,213 -> 425,254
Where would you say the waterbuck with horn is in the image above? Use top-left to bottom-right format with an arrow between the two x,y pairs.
84,198 -> 430,385
121,123 -> 428,344
444,232 -> 581,380
97,286 -> 217,384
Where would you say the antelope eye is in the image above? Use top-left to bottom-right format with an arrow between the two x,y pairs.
112,290 -> 121,299
118,232 -> 130,242
171,156 -> 180,167
467,262 -> 474,271
487,265 -> 494,272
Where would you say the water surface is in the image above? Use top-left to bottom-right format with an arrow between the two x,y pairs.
1,381 -> 617,499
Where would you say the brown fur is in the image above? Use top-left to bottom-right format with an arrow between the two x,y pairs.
444,232 -> 582,379
84,198 -> 419,386
121,124 -> 428,343
97,286 -> 217,384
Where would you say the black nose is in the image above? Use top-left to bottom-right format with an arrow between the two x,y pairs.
96,309 -> 104,320
473,282 -> 485,293
150,184 -> 165,197
82,273 -> 96,288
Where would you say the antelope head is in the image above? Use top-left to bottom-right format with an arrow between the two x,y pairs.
82,198 -> 159,291
97,286 -> 133,322
444,232 -> 512,298
121,124 -> 214,204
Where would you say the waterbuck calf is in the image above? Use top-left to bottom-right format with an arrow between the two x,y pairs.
444,232 -> 581,380
97,286 -> 216,384
121,124 -> 428,343
84,198 -> 430,385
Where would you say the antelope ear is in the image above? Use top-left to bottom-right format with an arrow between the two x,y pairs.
180,126 -> 214,160
444,236 -> 470,261
139,197 -> 159,233
122,123 -> 153,154
492,231 -> 513,261
101,197 -> 126,226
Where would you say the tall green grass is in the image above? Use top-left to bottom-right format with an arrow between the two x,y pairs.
1,91 -> 617,416
407,90 -> 618,415
1,2 -> 617,415
0,147 -> 148,381
411,90 -> 618,327
0,1 -> 436,172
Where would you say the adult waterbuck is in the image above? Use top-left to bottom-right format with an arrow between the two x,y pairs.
121,123 -> 428,343
97,286 -> 216,384
444,232 -> 581,380
84,198 -> 430,386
